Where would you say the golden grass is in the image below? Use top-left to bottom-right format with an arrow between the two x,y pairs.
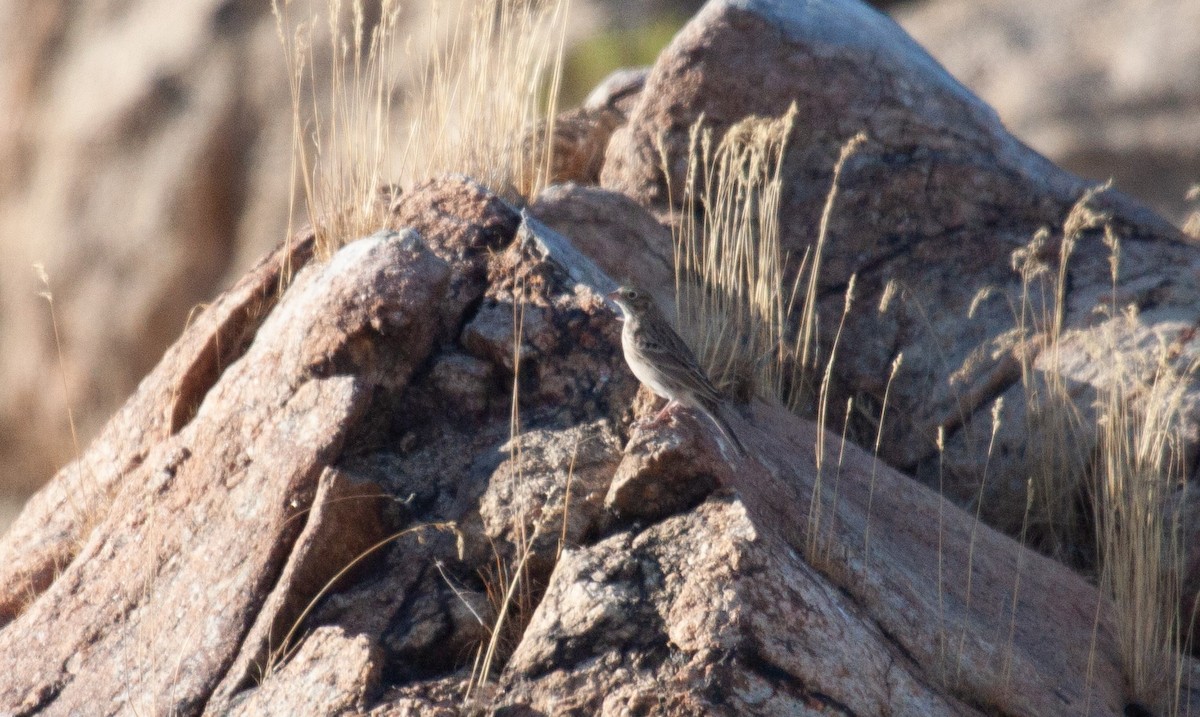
665,106 -> 796,402
273,0 -> 569,258
1005,185 -> 1192,711
1008,195 -> 1094,560
664,105 -> 868,415
1088,226 -> 1194,712
33,264 -> 99,552
464,292 -> 536,701
664,113 -> 876,566
1092,318 -> 1191,712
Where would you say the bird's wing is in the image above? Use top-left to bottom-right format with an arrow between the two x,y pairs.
634,327 -> 725,406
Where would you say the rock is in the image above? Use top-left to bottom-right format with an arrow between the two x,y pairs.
542,105 -> 627,186
3,1 -> 1198,713
0,232 -> 317,625
582,66 -> 648,115
478,421 -> 624,578
0,226 -> 451,713
530,66 -> 650,188
226,626 -> 383,717
605,411 -> 725,522
428,353 -> 495,420
896,0 -> 1200,226
0,173 -> 1156,715
490,400 -> 1130,715
530,183 -> 676,323
598,0 -> 1200,565
0,0 -> 298,499
208,467 -> 391,712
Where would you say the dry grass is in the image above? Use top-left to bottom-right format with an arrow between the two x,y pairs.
1004,188 -> 1106,561
33,264 -> 100,551
1092,320 -> 1192,712
464,292 -> 536,701
665,106 -> 796,402
1088,228 -> 1194,712
273,0 -> 568,258
665,106 -> 869,412
663,113 -> 881,567
1003,186 -> 1192,711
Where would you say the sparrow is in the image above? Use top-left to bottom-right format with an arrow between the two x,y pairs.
608,285 -> 747,457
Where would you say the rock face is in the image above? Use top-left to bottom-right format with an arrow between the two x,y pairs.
601,0 -> 1200,564
896,0 -> 1200,227
0,177 -> 1141,715
0,0 -> 296,499
3,0 -> 1200,714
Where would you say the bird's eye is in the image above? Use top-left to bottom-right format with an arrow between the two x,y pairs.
624,289 -> 637,299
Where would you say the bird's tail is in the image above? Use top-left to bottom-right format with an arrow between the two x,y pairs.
699,400 -> 748,458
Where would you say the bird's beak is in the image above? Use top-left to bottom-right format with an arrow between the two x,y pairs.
605,290 -> 624,317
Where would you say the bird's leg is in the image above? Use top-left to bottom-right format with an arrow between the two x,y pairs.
652,399 -> 678,423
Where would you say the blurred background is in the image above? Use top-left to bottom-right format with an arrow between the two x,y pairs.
0,0 -> 1197,532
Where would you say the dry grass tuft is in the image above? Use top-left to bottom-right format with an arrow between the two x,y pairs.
274,0 -> 568,258
665,106 -> 867,413
1091,293 -> 1193,713
1005,184 -> 1192,711
1006,188 -> 1101,561
665,113 -> 876,565
665,106 -> 797,403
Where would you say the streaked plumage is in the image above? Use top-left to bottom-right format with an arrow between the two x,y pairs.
608,285 -> 747,457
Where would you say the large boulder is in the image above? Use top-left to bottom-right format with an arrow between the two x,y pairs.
2,0 -> 1198,714
896,0 -> 1200,227
0,176 -> 1156,715
599,0 -> 1200,564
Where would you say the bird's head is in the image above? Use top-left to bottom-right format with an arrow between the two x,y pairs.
607,285 -> 653,316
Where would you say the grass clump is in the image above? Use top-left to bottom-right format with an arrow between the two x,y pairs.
665,104 -> 866,414
1002,186 -> 1193,711
1092,314 -> 1193,713
273,0 -> 569,258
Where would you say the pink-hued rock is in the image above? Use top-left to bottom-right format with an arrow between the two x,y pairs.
599,0 -> 1200,568
0,175 -> 1153,716
896,0 -> 1200,227
2,0 -> 1197,712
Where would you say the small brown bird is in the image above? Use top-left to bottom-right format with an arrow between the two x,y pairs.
608,285 -> 747,457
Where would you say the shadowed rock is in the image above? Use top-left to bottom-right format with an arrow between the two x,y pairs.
597,0 -> 1200,579
2,1 -> 1198,714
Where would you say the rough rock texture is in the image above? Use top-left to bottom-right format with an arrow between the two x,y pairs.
600,0 -> 1200,565
531,183 -> 676,323
896,0 -> 1200,227
0,0 -> 296,498
0,176 -> 1161,715
4,0 -> 1200,714
0,0 -> 648,513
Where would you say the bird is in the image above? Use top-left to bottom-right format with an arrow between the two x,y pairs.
607,285 -> 747,457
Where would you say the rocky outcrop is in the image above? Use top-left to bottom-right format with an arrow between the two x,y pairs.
896,0 -> 1200,227
600,0 -> 1200,565
0,177 -> 1147,716
4,0 -> 1200,714
0,0 -> 650,514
